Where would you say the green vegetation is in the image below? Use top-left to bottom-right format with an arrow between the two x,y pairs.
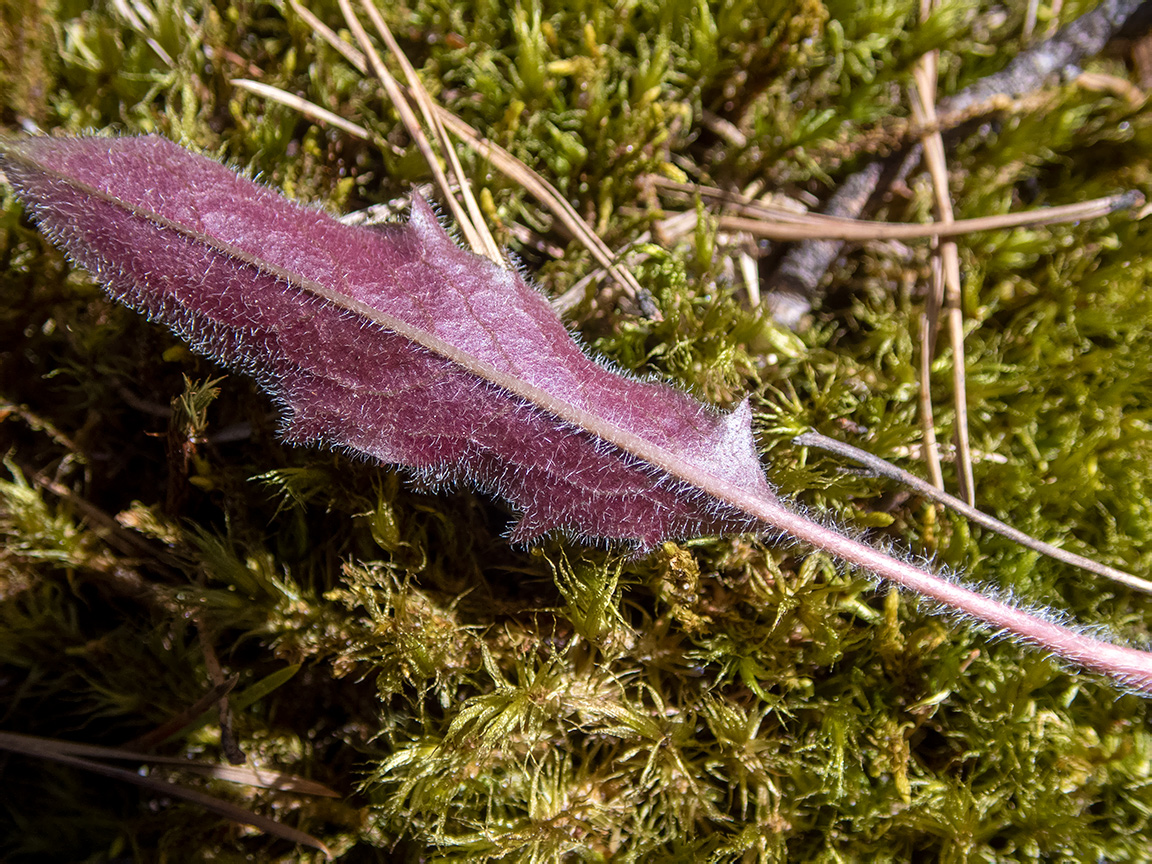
2,0 -> 1152,860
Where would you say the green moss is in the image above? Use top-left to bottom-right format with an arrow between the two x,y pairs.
2,0 -> 1152,860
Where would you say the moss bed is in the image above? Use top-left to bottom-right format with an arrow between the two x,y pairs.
2,0 -> 1152,860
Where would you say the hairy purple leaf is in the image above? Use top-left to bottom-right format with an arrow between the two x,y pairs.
5,134 -> 1152,695
1,135 -> 767,547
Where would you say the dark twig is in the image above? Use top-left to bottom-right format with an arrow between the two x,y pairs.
194,609 -> 245,765
764,161 -> 883,327
942,0 -> 1146,116
0,731 -> 332,856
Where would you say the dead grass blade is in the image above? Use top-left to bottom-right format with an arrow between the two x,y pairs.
356,0 -> 503,264
0,731 -> 339,796
336,0 -> 490,258
917,269 -> 946,489
794,431 -> 1152,595
173,763 -> 339,797
0,731 -> 333,857
433,110 -> 653,313
110,0 -> 176,68
911,7 -> 975,505
230,79 -> 376,143
288,0 -> 650,313
289,0 -> 367,72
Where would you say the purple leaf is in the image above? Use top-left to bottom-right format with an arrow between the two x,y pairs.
6,134 -> 1152,695
1,135 -> 768,548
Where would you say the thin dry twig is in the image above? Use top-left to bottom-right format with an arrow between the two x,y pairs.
32,474 -> 184,584
194,609 -> 245,765
794,431 -> 1152,595
764,161 -> 884,326
652,177 -> 1141,240
125,678 -> 240,751
0,399 -> 84,454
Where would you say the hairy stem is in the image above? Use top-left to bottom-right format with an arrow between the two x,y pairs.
751,497 -> 1152,694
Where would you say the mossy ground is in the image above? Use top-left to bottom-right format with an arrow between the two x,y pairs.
2,0 -> 1152,861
